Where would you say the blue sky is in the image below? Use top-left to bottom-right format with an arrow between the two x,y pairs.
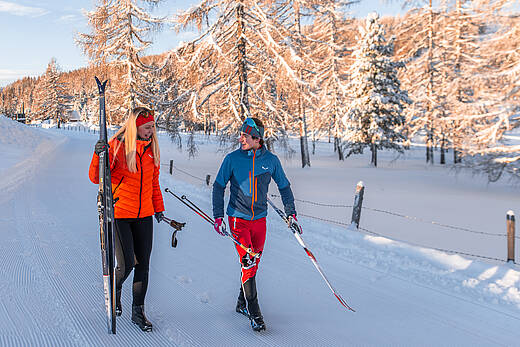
0,0 -> 404,87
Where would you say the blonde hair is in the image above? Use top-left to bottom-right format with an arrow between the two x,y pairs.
110,107 -> 160,173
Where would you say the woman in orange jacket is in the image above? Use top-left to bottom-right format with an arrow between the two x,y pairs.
89,107 -> 164,332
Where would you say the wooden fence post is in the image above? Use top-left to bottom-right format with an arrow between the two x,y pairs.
206,175 -> 211,186
507,210 -> 515,263
169,160 -> 174,175
351,181 -> 365,228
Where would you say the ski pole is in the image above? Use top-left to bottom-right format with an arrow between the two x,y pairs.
160,215 -> 186,248
164,188 -> 261,258
165,188 -> 213,224
181,195 -> 213,222
267,198 -> 355,312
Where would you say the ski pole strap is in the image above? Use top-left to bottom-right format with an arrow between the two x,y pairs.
162,216 -> 186,231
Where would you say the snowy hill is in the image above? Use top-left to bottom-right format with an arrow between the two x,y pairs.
1,116 -> 520,346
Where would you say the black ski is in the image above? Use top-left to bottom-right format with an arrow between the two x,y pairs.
95,76 -> 117,334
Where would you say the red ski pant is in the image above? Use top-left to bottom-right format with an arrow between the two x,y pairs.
228,216 -> 266,284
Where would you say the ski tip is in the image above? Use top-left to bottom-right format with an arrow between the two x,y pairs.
94,76 -> 108,93
335,293 -> 355,312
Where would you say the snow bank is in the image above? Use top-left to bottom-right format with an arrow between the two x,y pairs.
0,116 -> 66,202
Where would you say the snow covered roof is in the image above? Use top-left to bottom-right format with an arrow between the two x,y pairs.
68,110 -> 81,121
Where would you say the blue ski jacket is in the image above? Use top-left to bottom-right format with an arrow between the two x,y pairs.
212,146 -> 296,221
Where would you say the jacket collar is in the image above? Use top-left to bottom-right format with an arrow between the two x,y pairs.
136,139 -> 152,153
240,145 -> 264,157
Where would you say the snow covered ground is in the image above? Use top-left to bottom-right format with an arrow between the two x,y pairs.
1,115 -> 520,346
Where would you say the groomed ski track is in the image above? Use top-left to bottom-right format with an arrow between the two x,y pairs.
1,130 -> 520,346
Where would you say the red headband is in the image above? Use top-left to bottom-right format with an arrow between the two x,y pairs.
136,111 -> 154,128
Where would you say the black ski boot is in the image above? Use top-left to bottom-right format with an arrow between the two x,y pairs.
250,315 -> 266,332
236,286 -> 248,317
243,277 -> 266,332
115,290 -> 122,317
131,304 -> 153,332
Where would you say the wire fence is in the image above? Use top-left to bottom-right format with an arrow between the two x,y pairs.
168,165 -> 207,182
29,122 -> 119,137
266,193 -> 518,264
270,193 -> 517,240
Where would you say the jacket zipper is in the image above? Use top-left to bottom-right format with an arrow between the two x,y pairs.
136,143 -> 152,218
113,177 -> 124,196
250,149 -> 256,220
137,152 -> 143,218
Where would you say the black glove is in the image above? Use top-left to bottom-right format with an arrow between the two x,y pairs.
94,140 -> 108,155
155,212 -> 164,223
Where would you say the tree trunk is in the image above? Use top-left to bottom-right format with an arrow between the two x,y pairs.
440,135 -> 445,164
299,107 -> 311,167
294,4 -> 310,168
237,2 -> 248,119
426,0 -> 435,165
426,131 -> 434,164
371,143 -> 377,167
335,137 -> 344,160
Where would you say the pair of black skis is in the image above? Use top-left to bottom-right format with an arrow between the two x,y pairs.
95,77 -> 117,334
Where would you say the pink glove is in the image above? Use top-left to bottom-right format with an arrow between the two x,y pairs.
214,217 -> 227,236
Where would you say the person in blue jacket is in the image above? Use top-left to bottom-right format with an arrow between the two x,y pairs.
212,117 -> 297,332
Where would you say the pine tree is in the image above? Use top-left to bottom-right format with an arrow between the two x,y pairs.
342,13 -> 411,167
32,58 -> 69,127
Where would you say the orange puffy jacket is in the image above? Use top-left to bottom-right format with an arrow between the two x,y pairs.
89,138 -> 164,219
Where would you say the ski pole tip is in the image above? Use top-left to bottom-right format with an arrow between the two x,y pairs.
165,188 -> 170,193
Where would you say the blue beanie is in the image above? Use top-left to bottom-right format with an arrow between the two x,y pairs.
240,118 -> 264,138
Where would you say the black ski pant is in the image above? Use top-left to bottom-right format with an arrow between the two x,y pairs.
114,216 -> 153,306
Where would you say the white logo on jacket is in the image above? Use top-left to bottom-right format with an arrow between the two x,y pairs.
261,166 -> 269,170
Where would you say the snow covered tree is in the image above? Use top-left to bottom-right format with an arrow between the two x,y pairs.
140,52 -> 192,149
77,0 -> 163,123
32,58 -> 69,127
342,13 -> 411,167
433,0 -> 486,164
395,0 -> 444,164
458,0 -> 520,181
310,0 -> 353,161
175,0 -> 312,150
